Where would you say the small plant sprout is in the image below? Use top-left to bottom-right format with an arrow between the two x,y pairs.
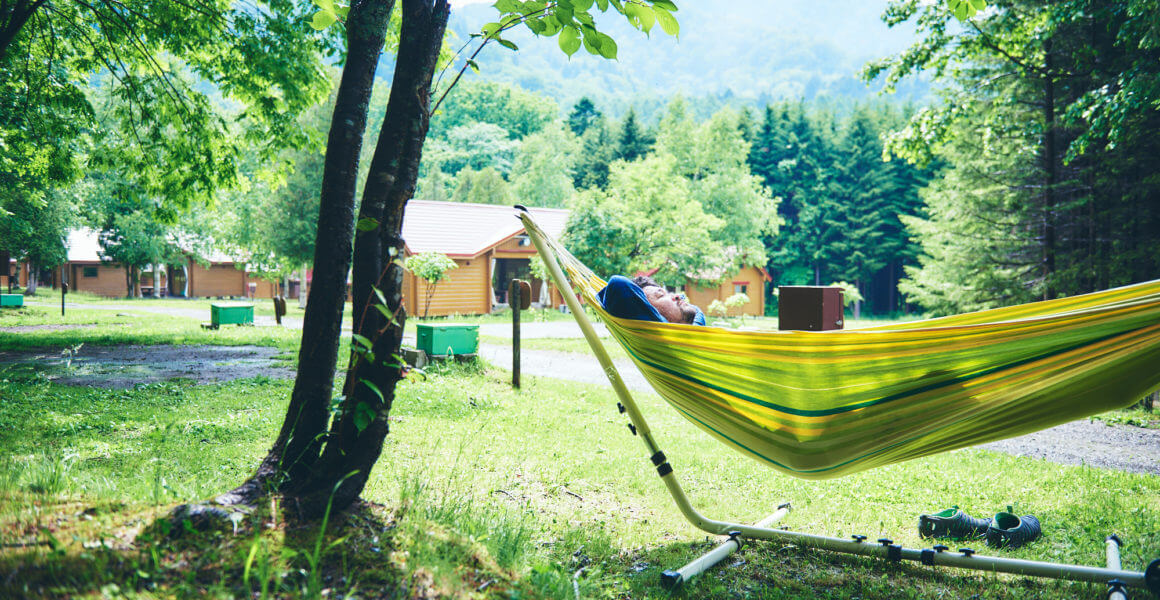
405,252 -> 458,319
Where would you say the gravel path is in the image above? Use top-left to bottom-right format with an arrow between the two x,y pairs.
979,419 -> 1160,475
478,342 -> 651,391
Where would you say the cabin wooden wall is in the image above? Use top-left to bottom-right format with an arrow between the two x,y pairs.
188,261 -> 247,297
685,265 -> 766,317
405,255 -> 490,317
67,263 -> 128,297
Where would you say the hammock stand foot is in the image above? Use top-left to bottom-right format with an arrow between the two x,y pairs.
657,467 -> 1159,596
661,503 -> 792,589
517,207 -> 1160,598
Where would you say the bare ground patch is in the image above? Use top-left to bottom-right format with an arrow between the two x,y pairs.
0,344 -> 293,388
0,323 -> 104,333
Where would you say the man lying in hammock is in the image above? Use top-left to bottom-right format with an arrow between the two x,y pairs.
598,275 -> 707,326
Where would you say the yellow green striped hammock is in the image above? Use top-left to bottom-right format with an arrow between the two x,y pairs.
520,212 -> 1160,480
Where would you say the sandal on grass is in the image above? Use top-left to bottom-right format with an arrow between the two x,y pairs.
917,505 -> 991,540
986,505 -> 1042,549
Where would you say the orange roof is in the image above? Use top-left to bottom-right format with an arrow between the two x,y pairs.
402,201 -> 569,258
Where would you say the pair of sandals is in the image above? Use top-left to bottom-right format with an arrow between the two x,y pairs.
918,505 -> 1042,549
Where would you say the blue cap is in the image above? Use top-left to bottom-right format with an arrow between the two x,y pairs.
692,307 -> 706,326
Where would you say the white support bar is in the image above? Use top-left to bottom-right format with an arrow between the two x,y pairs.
661,504 -> 792,588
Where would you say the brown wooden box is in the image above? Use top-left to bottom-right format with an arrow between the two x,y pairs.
778,286 -> 845,331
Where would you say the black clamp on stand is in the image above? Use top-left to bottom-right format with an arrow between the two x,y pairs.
878,538 -> 902,563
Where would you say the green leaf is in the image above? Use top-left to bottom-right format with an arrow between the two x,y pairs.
651,0 -> 678,11
312,0 -> 335,13
558,25 -> 582,57
572,0 -> 594,10
597,32 -> 618,59
538,15 -> 562,36
608,0 -> 624,11
968,0 -> 986,10
351,333 -> 373,350
353,401 -> 375,433
496,37 -> 519,51
580,24 -> 601,55
595,0 -> 609,10
310,10 -> 337,30
360,378 -> 384,401
625,2 -> 654,33
356,217 -> 379,232
652,5 -> 678,36
481,22 -> 501,37
374,303 -> 397,324
372,285 -> 387,305
494,0 -> 521,12
954,1 -> 969,20
466,59 -> 480,73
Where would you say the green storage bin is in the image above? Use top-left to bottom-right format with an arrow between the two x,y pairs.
210,303 -> 254,326
0,294 -> 23,307
415,323 -> 478,355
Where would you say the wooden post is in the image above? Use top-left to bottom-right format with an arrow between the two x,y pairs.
510,279 -> 521,389
274,296 -> 286,325
61,282 -> 67,316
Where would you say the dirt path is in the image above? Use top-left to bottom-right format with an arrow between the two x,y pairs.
0,345 -> 293,388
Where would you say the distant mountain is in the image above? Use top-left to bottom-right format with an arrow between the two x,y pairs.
437,0 -> 928,118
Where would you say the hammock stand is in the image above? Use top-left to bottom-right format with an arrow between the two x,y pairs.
515,206 -> 1160,596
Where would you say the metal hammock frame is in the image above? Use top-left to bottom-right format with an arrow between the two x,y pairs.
515,206 -> 1160,595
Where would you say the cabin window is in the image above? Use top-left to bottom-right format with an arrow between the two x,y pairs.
83,266 -> 98,278
733,283 -> 748,295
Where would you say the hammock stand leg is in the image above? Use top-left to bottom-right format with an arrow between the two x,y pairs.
660,504 -> 792,589
517,207 -> 1160,597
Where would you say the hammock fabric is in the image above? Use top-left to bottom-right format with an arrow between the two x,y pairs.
522,214 -> 1160,479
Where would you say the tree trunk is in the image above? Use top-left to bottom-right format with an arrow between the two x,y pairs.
853,279 -> 861,320
306,0 -> 450,513
216,0 -> 397,511
24,264 -> 38,295
299,263 -> 308,309
1042,38 -> 1056,301
218,0 -> 451,520
0,0 -> 47,61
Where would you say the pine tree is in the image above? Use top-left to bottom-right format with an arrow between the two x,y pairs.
573,117 -> 617,190
566,97 -> 602,137
616,108 -> 652,162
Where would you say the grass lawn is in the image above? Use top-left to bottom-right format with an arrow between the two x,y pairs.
0,304 -> 306,357
20,286 -> 306,318
1,303 -> 1157,598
